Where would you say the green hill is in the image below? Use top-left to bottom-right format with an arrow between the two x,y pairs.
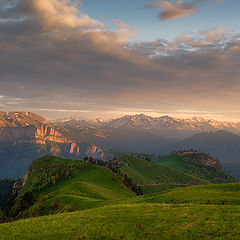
2,154 -> 236,220
118,155 -> 209,194
1,156 -> 134,219
156,153 -> 236,184
1,154 -> 240,239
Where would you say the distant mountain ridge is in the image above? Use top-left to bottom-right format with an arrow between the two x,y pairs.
0,112 -> 105,178
2,111 -> 240,179
55,114 -> 240,134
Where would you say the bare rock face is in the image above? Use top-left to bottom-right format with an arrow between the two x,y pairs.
174,151 -> 221,168
35,125 -> 71,144
0,112 -> 71,144
22,169 -> 31,187
11,180 -> 23,198
86,145 -> 104,159
69,143 -> 80,155
0,112 -> 105,161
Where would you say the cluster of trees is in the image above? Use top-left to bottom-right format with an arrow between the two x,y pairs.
1,190 -> 36,221
171,149 -> 213,157
130,153 -> 162,162
0,178 -> 16,207
107,163 -> 143,196
33,163 -> 85,192
184,160 -> 236,184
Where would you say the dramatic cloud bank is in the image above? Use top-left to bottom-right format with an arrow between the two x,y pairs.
0,0 -> 240,121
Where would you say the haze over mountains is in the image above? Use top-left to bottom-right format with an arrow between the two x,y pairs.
55,114 -> 240,179
1,111 -> 240,179
55,114 -> 240,137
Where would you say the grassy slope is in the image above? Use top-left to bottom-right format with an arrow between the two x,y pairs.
156,155 -> 186,171
13,156 -> 134,217
1,204 -> 240,240
156,154 -> 237,184
2,161 -> 240,239
119,156 -> 208,194
123,183 -> 240,206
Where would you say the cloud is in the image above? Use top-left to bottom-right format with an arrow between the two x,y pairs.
0,0 -> 105,30
147,0 -> 198,20
0,0 -> 240,121
147,0 -> 224,21
131,26 -> 231,55
32,0 -> 105,30
113,20 -> 139,39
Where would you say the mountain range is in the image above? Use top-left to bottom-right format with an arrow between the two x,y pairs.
55,114 -> 240,137
1,111 -> 240,179
55,114 -> 240,179
0,112 -> 104,178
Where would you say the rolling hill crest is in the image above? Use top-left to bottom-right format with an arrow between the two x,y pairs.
1,153 -> 236,221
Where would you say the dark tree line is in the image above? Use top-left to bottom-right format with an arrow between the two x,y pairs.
0,178 -> 16,207
109,163 -> 143,195
83,156 -> 143,196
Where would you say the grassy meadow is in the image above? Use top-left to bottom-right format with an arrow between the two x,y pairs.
1,155 -> 239,239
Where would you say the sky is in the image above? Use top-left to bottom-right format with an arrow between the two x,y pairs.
0,0 -> 240,122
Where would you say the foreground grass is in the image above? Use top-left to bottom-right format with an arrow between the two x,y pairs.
1,203 -> 240,240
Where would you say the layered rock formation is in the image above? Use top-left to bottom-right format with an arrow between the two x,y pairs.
0,112 -> 105,177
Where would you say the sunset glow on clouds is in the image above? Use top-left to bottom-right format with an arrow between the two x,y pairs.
0,0 -> 240,121
147,0 -> 226,20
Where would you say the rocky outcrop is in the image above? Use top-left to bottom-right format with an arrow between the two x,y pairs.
64,142 -> 104,159
11,168 -> 33,197
86,145 -> 104,159
0,112 -> 106,164
35,125 -> 71,144
174,151 -> 221,168
22,169 -> 31,187
11,180 -> 23,198
69,143 -> 80,155
0,125 -> 71,144
0,112 -> 71,144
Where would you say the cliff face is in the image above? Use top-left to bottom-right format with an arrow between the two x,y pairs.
0,125 -> 71,144
35,125 -> 71,144
0,112 -> 105,161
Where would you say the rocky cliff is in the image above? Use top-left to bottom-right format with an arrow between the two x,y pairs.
0,112 -> 105,177
0,112 -> 70,144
